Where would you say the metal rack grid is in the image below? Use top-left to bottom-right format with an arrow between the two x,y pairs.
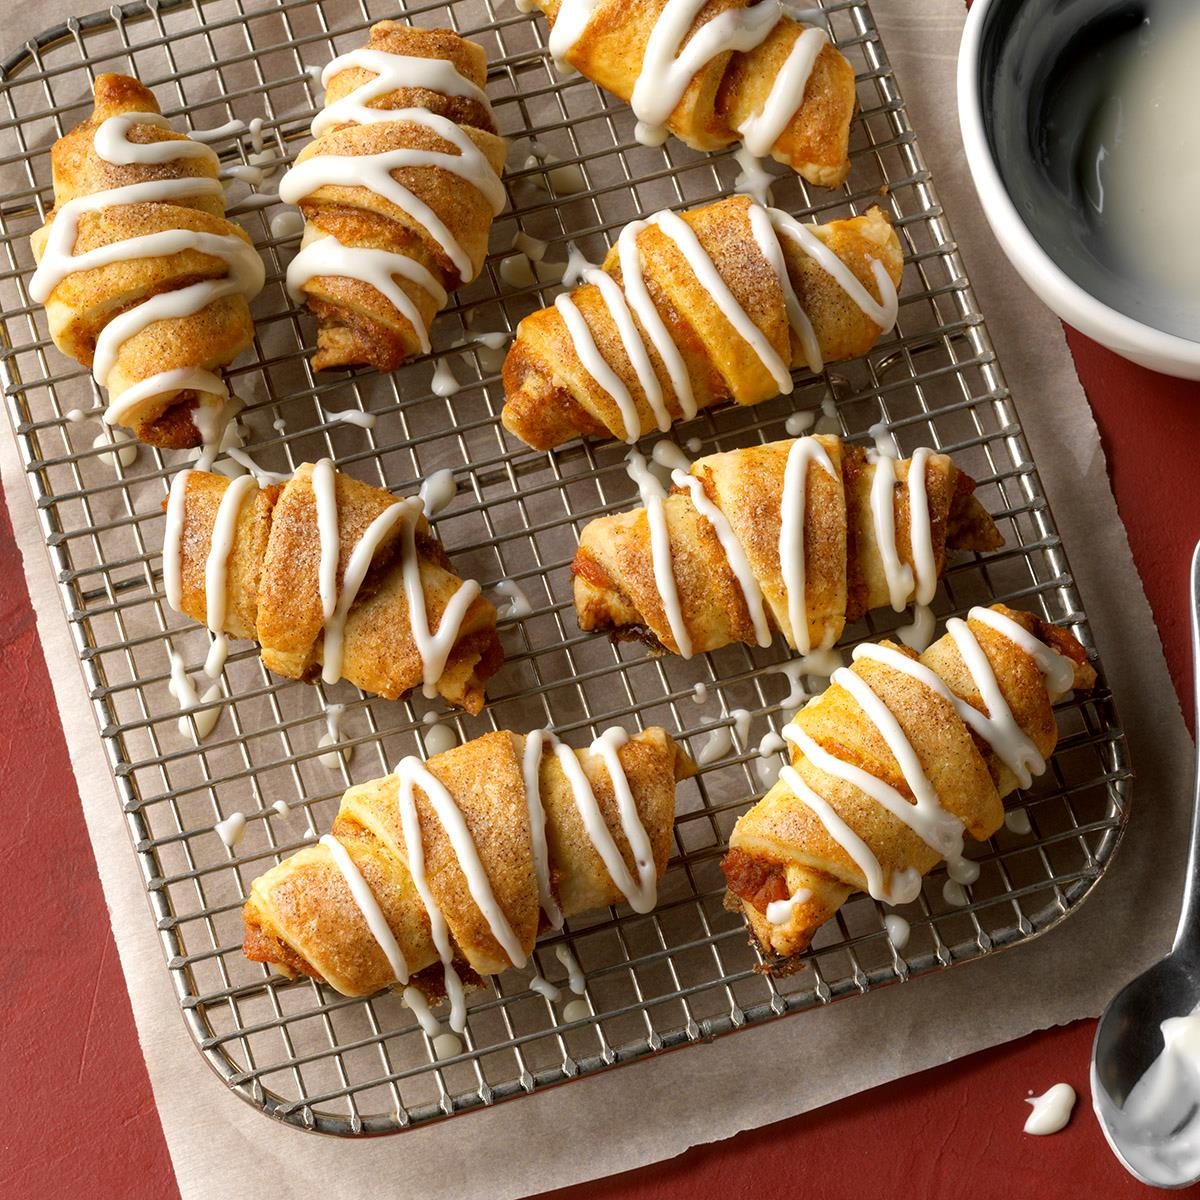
0,0 -> 1129,1136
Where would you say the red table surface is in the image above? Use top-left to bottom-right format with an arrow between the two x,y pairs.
1,330 -> 1196,1199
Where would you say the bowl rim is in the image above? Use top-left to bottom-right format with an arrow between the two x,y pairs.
957,0 -> 1200,366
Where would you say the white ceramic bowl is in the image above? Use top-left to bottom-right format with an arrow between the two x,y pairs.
957,0 -> 1200,379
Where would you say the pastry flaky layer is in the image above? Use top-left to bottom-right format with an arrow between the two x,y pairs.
281,21 -> 508,372
243,727 -> 695,997
721,605 -> 1098,964
167,464 -> 502,713
501,196 -> 904,450
572,435 -> 1004,657
526,0 -> 857,186
29,74 -> 262,447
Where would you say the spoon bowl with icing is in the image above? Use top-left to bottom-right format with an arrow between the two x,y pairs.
959,0 -> 1200,378
1092,540 -> 1200,1188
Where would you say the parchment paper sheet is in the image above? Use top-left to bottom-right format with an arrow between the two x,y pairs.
1,0 -> 1191,1196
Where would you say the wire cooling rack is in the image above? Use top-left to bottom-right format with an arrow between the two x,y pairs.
0,0 -> 1130,1137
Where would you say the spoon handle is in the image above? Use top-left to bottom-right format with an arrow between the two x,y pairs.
1171,539 -> 1200,961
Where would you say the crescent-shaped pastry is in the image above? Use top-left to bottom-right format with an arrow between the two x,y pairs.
574,435 -> 1004,657
243,726 -> 695,1029
29,73 -> 264,448
162,461 -> 502,714
279,21 -> 507,371
519,0 -> 857,187
722,605 -> 1096,962
501,196 -> 903,449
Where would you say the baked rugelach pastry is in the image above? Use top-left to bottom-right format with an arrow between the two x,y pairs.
29,74 -> 264,448
279,21 -> 507,371
162,461 -> 502,714
722,604 -> 1096,962
518,0 -> 856,187
501,196 -> 902,450
574,435 -> 1003,657
243,726 -> 695,1026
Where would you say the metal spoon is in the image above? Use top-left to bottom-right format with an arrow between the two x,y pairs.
1091,538 -> 1200,1188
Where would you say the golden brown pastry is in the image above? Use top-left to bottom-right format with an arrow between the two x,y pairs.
279,21 -> 507,371
519,0 -> 856,186
29,74 -> 263,448
501,196 -> 903,449
721,604 -> 1096,963
574,435 -> 1003,657
162,461 -> 501,714
243,726 -> 695,1023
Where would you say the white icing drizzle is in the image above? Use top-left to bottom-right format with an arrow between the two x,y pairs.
671,469 -> 771,646
202,474 -> 259,679
494,578 -> 533,621
768,207 -> 899,332
766,606 -> 1077,910
31,113 -> 264,444
630,0 -> 782,145
780,647 -> 986,904
317,702 -> 348,768
312,459 -> 341,623
431,359 -> 460,397
854,637 -> 1041,789
285,234 -> 446,355
91,112 -> 216,165
544,0 -> 598,69
765,885 -> 811,925
739,26 -> 829,156
1005,808 -> 1032,835
617,218 -> 697,420
944,617 -> 1045,789
1024,1083 -> 1076,1136
522,729 -> 565,930
279,107 -> 504,282
523,727 -> 658,935
555,943 -> 587,994
166,648 -> 222,740
530,972 -> 562,1001
870,455 -> 916,611
897,603 -> 936,653
555,200 -> 895,442
829,666 -> 968,865
214,811 -> 246,848
308,460 -> 479,695
907,447 -> 937,605
697,726 -> 734,766
654,208 -> 793,394
779,759 -> 920,903
556,727 -> 658,913
419,469 -> 457,517
733,145 -> 775,206
162,468 -> 192,611
403,983 -> 444,1036
883,912 -> 910,950
313,48 -> 493,136
748,202 -> 820,372
778,435 -> 837,653
969,605 -> 1077,699
423,722 -> 458,757
555,290 -> 641,442
320,832 -> 410,982
321,405 -> 376,429
562,998 -> 591,1022
626,449 -> 691,657
582,266 -> 672,433
391,756 -> 511,1031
